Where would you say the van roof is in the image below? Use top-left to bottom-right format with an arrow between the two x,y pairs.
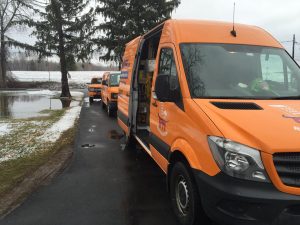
146,19 -> 283,49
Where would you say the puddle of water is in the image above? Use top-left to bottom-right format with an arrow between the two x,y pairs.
0,91 -> 78,119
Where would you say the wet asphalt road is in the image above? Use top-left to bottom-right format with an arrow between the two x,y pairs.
0,99 -> 181,225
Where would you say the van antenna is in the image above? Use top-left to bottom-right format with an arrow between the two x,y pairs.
231,2 -> 237,37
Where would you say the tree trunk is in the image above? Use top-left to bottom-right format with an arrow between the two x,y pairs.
60,98 -> 71,108
59,44 -> 71,98
0,30 -> 6,89
51,0 -> 71,98
118,54 -> 122,70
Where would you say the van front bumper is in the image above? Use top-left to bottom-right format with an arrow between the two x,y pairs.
193,170 -> 300,225
88,91 -> 101,98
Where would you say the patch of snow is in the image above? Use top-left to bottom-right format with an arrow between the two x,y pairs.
0,123 -> 12,136
71,91 -> 84,97
39,106 -> 82,143
26,90 -> 58,96
30,121 -> 47,126
12,71 -> 110,84
71,91 -> 84,99
0,155 -> 15,163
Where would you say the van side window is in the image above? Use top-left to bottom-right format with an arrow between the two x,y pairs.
158,48 -> 180,92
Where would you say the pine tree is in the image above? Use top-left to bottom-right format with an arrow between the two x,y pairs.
29,0 -> 96,97
97,0 -> 181,68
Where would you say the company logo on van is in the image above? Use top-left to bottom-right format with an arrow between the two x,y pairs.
157,105 -> 168,136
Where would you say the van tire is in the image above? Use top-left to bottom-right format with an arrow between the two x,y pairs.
89,97 -> 93,103
170,162 -> 210,225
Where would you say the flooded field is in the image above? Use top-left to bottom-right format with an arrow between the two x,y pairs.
0,91 -> 79,119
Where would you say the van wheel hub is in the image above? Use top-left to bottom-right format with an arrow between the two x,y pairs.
176,175 -> 190,216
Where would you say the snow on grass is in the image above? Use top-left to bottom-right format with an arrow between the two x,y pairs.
0,91 -> 83,164
0,120 -> 51,163
0,124 -> 12,136
39,106 -> 81,143
71,91 -> 84,99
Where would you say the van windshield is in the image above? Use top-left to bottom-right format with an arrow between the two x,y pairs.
91,78 -> 102,84
109,73 -> 120,87
180,44 -> 300,99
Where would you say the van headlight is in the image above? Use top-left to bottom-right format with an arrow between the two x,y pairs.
208,136 -> 270,182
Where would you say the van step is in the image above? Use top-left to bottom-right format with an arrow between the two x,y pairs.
134,135 -> 151,156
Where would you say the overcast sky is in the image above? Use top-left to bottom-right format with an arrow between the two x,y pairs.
172,0 -> 300,60
9,0 -> 300,61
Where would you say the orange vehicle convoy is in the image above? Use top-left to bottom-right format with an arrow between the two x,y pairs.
117,19 -> 300,225
101,72 -> 121,116
87,77 -> 102,103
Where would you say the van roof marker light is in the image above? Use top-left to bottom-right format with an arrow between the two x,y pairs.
230,2 -> 237,37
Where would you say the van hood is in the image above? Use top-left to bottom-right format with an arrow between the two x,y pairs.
110,86 -> 119,94
194,99 -> 300,154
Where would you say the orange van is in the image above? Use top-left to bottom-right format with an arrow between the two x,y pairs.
87,77 -> 102,103
101,71 -> 121,116
118,19 -> 300,225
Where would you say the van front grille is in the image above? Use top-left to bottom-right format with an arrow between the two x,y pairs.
273,153 -> 300,187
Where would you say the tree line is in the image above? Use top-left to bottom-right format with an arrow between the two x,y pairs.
0,0 -> 181,97
8,57 -> 116,71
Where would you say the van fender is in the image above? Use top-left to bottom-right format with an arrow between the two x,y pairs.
166,138 -> 203,193
169,138 -> 202,171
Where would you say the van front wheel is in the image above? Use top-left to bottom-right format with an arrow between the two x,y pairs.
170,162 -> 209,225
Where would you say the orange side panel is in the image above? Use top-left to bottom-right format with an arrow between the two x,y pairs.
118,118 -> 129,135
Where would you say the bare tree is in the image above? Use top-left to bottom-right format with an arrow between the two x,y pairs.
0,0 -> 39,88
